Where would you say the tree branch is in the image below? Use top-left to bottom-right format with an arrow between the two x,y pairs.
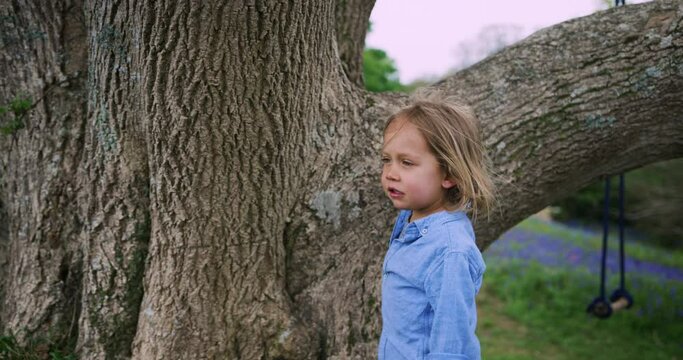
335,0 -> 376,87
430,0 -> 683,248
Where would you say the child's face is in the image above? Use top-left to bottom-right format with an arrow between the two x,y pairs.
381,118 -> 456,221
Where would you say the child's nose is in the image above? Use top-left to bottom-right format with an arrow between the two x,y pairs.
384,165 -> 399,181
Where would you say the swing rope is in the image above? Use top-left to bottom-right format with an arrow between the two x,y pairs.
587,174 -> 634,318
618,174 -> 626,292
599,177 -> 611,301
586,174 -> 633,319
597,174 -> 627,300
610,174 -> 633,310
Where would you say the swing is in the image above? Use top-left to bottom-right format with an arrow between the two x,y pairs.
586,174 -> 634,318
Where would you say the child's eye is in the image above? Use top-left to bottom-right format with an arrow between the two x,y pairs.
401,160 -> 414,166
381,157 -> 390,164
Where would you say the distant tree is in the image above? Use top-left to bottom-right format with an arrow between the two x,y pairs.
598,0 -> 616,10
451,24 -> 526,72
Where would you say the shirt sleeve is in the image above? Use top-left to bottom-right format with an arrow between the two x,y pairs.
424,251 -> 480,359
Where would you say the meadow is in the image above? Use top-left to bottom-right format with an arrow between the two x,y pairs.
479,217 -> 683,359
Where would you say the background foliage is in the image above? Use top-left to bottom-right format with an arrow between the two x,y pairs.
551,158 -> 683,249
362,48 -> 405,93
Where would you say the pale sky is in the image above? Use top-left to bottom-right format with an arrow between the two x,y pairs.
366,0 -> 651,83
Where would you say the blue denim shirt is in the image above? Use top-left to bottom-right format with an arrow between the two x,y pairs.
378,209 -> 485,360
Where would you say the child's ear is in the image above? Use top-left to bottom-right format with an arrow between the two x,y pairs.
442,178 -> 456,190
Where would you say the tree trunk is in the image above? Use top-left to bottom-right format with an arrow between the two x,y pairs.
0,0 -> 87,353
128,2 -> 359,358
75,0 -> 151,358
1,1 -> 681,359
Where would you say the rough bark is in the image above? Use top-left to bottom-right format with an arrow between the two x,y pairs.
75,0 -> 150,358
0,0 -> 87,351
128,2 -> 360,359
0,1 -> 681,359
335,0 -> 376,87
433,1 -> 683,248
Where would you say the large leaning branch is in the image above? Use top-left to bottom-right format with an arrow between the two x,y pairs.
373,0 -> 683,249
439,0 -> 682,248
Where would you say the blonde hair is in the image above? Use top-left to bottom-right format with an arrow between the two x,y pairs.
384,92 -> 497,223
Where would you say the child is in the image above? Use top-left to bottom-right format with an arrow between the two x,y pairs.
378,93 -> 496,360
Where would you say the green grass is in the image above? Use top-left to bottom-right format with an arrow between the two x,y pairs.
0,333 -> 76,360
479,224 -> 683,360
517,217 -> 683,270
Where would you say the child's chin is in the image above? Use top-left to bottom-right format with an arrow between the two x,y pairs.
390,201 -> 409,210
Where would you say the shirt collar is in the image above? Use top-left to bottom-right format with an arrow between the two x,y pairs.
394,210 -> 466,243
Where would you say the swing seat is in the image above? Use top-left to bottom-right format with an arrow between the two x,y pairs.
609,288 -> 634,310
587,296 -> 613,318
587,288 -> 634,318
